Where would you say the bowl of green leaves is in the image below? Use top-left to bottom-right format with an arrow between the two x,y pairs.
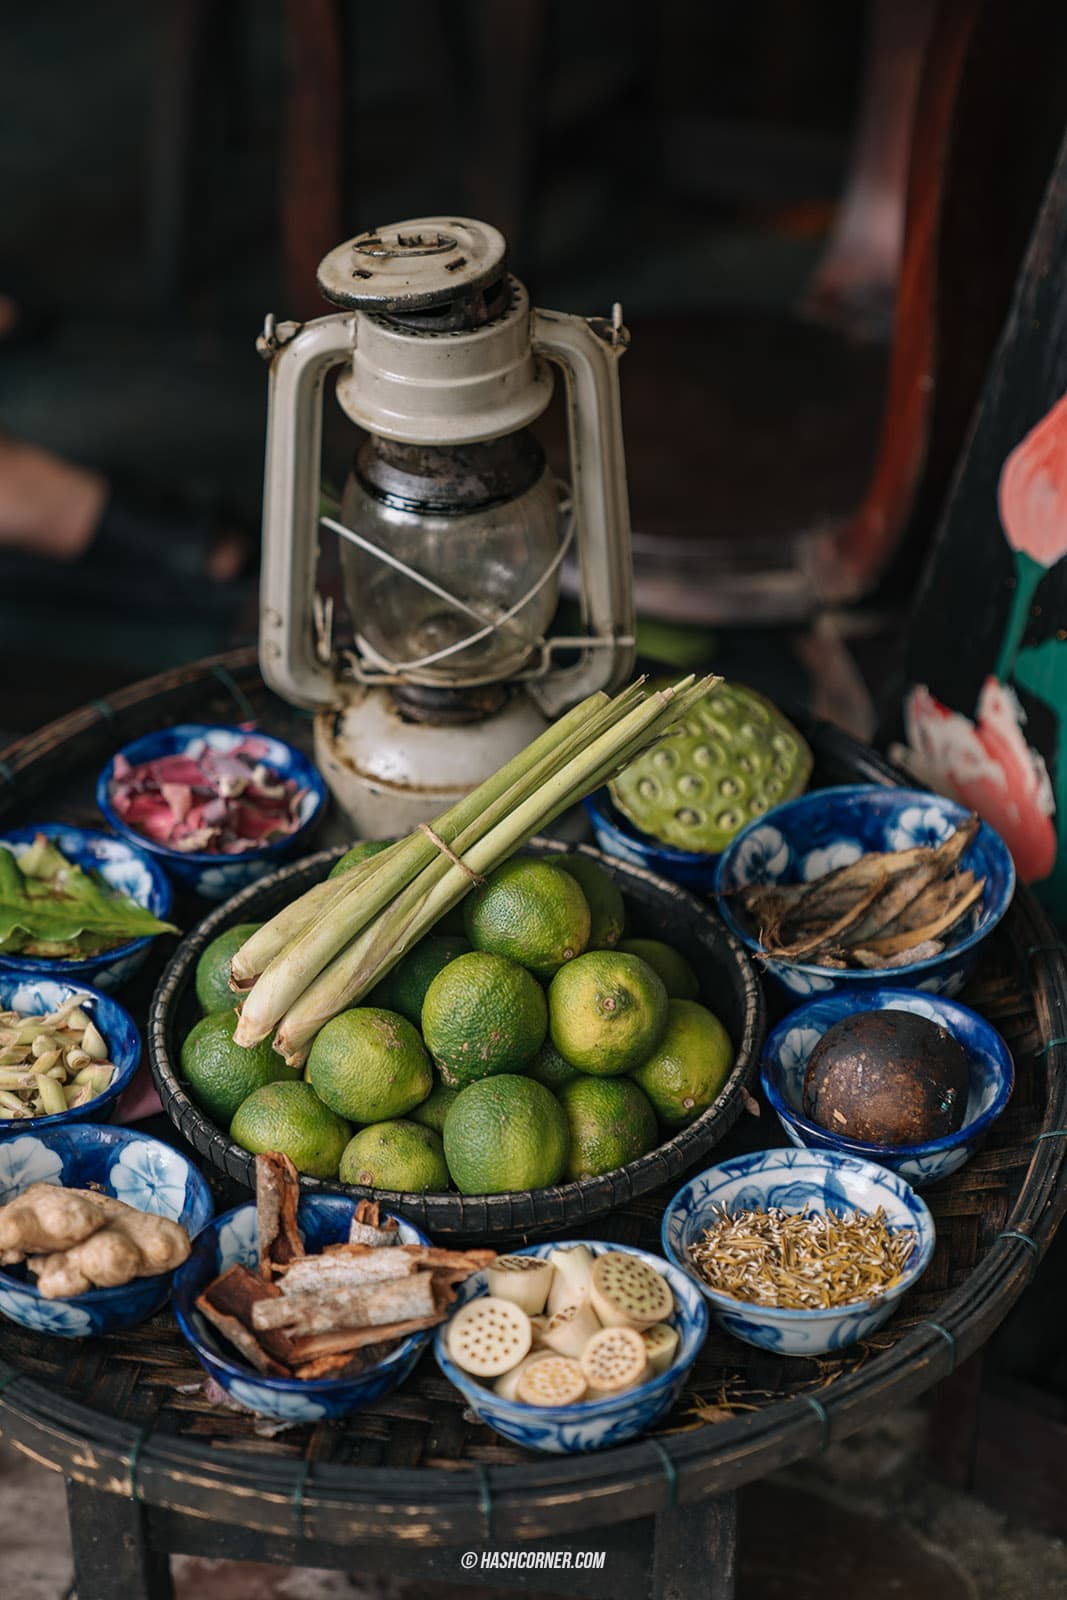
0,824 -> 176,993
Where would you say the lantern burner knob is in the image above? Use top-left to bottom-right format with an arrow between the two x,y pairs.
317,216 -> 507,313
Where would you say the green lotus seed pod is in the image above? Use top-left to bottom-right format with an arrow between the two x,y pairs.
610,680 -> 812,854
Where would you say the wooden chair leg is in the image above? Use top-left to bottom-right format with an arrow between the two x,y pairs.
67,1479 -> 174,1600
926,1349 -> 985,1490
650,1491 -> 739,1600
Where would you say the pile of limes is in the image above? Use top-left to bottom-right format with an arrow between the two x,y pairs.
181,850 -> 734,1196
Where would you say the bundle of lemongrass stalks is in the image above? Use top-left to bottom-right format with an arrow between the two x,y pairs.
229,675 -> 715,1066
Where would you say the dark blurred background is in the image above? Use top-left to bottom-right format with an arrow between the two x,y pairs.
2,0 -> 1060,751
0,0 -> 899,737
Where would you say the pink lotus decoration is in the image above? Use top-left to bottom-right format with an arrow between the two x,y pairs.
903,679 -> 1056,883
901,390 -> 1067,898
998,389 -> 1067,565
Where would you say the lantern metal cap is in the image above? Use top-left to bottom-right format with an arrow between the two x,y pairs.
317,217 -> 507,311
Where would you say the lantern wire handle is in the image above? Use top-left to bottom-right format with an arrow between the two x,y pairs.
321,507 -> 576,675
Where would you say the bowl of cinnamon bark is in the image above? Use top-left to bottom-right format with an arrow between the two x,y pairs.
172,1150 -> 493,1421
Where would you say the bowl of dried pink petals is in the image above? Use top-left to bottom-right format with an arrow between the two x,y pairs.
97,724 -> 327,901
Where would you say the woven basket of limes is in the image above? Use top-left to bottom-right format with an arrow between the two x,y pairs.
150,836 -> 764,1238
149,678 -> 765,1236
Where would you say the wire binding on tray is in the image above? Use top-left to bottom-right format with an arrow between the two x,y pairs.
292,1458 -> 312,1537
1024,943 -> 1067,962
1039,1035 -> 1067,1058
126,1425 -> 154,1502
474,1464 -> 493,1539
1034,1128 -> 1067,1143
998,1229 -> 1040,1280
801,1394 -> 830,1451
646,1438 -> 678,1507
210,664 -> 257,725
917,1320 -> 957,1370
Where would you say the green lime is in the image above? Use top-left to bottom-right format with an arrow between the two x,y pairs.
340,1119 -> 450,1192
408,1079 -> 460,1136
557,1076 -> 658,1180
328,839 -> 393,879
307,1007 -> 432,1123
422,951 -> 547,1089
630,999 -> 734,1129
548,951 -> 669,1076
617,938 -> 700,1000
230,1080 -> 350,1178
556,856 -> 625,948
525,1036 -> 581,1092
194,923 -> 263,1015
181,1009 -> 298,1125
463,857 -> 590,980
443,1074 -> 569,1194
388,934 -> 470,1026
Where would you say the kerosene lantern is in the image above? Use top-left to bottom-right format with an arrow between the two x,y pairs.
257,216 -> 635,833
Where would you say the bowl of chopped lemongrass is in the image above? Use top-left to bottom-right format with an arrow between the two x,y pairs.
661,1148 -> 934,1355
0,977 -> 141,1136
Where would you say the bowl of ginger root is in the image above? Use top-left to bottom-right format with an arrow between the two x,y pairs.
0,1123 -> 213,1337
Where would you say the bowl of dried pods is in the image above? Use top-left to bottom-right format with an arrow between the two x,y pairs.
661,1147 -> 935,1355
714,786 -> 1015,1004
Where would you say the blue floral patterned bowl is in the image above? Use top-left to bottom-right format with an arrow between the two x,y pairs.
173,1197 -> 431,1422
0,823 -> 173,992
761,987 -> 1014,1187
96,724 -> 327,901
714,786 -> 1015,1004
0,976 -> 141,1138
583,789 -> 721,893
661,1149 -> 935,1355
0,1124 -> 213,1338
434,1240 -> 707,1454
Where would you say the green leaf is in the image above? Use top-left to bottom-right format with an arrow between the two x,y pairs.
0,841 -> 178,952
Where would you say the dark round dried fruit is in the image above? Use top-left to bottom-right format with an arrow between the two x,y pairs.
802,1009 -> 970,1147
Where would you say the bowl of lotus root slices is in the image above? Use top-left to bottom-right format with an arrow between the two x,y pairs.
434,1241 -> 707,1453
715,786 -> 1015,1004
173,1151 -> 495,1421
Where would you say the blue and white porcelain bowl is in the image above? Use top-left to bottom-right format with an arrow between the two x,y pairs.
761,987 -> 1014,1187
662,1149 -> 934,1355
583,788 -> 721,893
173,1196 -> 431,1422
0,823 -> 173,992
0,976 -> 141,1137
714,786 -> 1014,1004
96,724 -> 327,901
434,1240 -> 707,1454
0,1124 -> 213,1337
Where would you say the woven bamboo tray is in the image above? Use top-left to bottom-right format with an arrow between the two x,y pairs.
0,648 -> 1064,1549
148,839 -> 765,1238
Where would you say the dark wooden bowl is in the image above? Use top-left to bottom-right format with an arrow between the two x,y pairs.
147,838 -> 766,1239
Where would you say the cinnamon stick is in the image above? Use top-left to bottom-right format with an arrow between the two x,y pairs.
252,1272 -> 436,1335
255,1152 -> 304,1279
